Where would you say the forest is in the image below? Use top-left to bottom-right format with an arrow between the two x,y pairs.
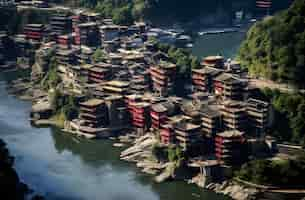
54,0 -> 292,25
238,0 -> 305,88
236,152 -> 305,188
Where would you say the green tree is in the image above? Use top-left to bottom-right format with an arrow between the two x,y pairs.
238,0 -> 305,88
92,48 -> 106,63
113,5 -> 134,25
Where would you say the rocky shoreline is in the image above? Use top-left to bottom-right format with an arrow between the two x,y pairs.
1,78 -> 270,200
118,133 -> 261,200
206,181 -> 258,200
119,133 -> 176,182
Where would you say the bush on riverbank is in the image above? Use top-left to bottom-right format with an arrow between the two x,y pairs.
40,58 -> 60,90
50,89 -> 79,122
152,143 -> 184,165
259,88 -> 305,145
235,153 -> 305,188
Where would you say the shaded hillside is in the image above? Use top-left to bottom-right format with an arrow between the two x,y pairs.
238,0 -> 305,87
57,0 -> 293,25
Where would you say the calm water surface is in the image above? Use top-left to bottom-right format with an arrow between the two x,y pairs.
192,31 -> 246,59
0,77 -> 229,200
0,31 -> 245,199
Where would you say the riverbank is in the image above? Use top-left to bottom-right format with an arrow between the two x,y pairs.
1,76 -> 235,199
0,78 -> 229,200
118,133 -> 261,200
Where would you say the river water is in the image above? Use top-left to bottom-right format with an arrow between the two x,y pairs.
191,31 -> 246,59
0,79 -> 230,200
0,31 -> 245,200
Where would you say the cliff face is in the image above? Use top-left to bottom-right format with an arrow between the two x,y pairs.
65,0 -> 293,26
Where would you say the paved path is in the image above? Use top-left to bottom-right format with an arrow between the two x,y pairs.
249,78 -> 305,94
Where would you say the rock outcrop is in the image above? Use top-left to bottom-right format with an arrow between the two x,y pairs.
31,45 -> 55,83
206,181 -> 258,200
120,134 -> 174,181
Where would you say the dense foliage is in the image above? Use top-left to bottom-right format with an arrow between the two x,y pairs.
91,48 -> 106,63
236,153 -> 305,188
40,58 -> 60,90
261,88 -> 305,145
152,143 -> 184,164
238,0 -> 305,87
77,0 -> 231,22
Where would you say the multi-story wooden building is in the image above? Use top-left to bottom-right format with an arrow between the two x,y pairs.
103,80 -> 130,96
79,98 -> 109,135
151,103 -> 168,130
221,100 -> 247,131
125,94 -> 151,134
192,66 -> 222,93
56,49 -> 76,65
50,13 -> 72,35
24,24 -> 44,42
100,25 -> 120,42
174,121 -> 202,151
57,34 -> 73,49
214,73 -> 245,100
131,102 -> 151,132
215,130 -> 247,166
150,62 -> 176,96
200,106 -> 222,137
76,46 -> 94,64
87,63 -> 112,84
75,22 -> 100,47
201,56 -> 224,69
246,98 -> 269,137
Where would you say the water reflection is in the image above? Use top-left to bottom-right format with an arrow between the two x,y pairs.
0,78 -> 229,200
192,32 -> 246,59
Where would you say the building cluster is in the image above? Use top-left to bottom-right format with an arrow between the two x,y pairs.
4,8 -> 272,168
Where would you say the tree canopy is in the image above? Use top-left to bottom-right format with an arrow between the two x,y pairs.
236,153 -> 305,188
238,0 -> 305,88
260,88 -> 305,145
71,0 -> 292,24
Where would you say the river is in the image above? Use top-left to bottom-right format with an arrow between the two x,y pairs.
0,75 -> 230,200
0,30 -> 246,200
191,31 -> 246,59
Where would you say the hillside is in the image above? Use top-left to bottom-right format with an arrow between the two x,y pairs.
57,0 -> 293,25
238,0 -> 305,88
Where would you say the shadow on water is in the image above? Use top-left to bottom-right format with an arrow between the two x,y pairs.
50,127 -> 126,170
